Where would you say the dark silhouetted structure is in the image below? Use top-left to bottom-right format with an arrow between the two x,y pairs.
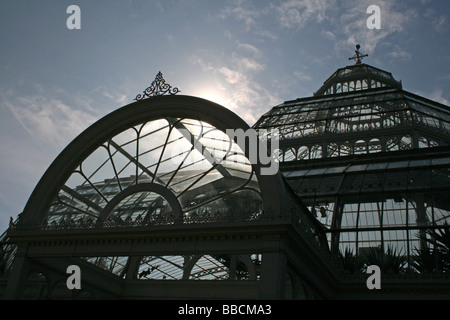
1,55 -> 449,299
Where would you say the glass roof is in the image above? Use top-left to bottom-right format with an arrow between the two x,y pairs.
79,253 -> 261,281
280,146 -> 450,275
254,87 -> 450,160
3,62 -> 450,288
22,117 -> 265,282
254,62 -> 450,276
314,63 -> 402,97
45,117 -> 262,228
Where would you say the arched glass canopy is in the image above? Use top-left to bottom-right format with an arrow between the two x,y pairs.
44,117 -> 262,228
11,95 -> 295,284
18,95 -> 290,228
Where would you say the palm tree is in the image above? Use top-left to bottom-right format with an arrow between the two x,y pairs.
411,247 -> 438,274
413,225 -> 450,273
338,247 -> 363,274
360,245 -> 407,274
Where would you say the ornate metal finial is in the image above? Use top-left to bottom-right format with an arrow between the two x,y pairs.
349,44 -> 368,65
134,71 -> 180,101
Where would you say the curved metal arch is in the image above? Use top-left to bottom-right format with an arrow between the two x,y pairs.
98,183 -> 182,224
20,95 -> 288,227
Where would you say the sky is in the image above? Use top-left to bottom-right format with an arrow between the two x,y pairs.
0,0 -> 449,232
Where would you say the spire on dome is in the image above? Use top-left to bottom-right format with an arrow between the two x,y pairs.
348,44 -> 368,65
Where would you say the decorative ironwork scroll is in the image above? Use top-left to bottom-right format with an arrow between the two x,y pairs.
134,71 -> 180,101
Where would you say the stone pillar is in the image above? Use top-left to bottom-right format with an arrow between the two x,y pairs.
258,252 -> 287,299
228,255 -> 237,280
125,256 -> 142,280
3,245 -> 31,300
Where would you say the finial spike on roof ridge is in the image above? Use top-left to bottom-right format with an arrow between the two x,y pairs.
349,44 -> 368,65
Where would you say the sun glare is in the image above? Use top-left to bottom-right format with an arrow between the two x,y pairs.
197,88 -> 230,109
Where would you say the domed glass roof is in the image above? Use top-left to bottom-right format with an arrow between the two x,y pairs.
314,63 -> 402,96
254,59 -> 450,275
254,63 -> 450,161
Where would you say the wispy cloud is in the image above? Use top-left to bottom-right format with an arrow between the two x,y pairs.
423,7 -> 449,34
218,0 -> 262,30
433,14 -> 449,33
387,44 -> 412,61
90,85 -> 129,108
0,89 -> 99,228
422,88 -> 450,106
3,94 -> 97,149
293,69 -> 313,81
272,0 -> 335,29
220,0 -> 335,32
208,0 -> 348,122
237,43 -> 262,57
220,0 -> 420,60
338,1 -> 417,54
190,50 -> 279,124
216,54 -> 278,123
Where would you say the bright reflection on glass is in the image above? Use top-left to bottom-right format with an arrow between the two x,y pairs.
45,118 -> 261,227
